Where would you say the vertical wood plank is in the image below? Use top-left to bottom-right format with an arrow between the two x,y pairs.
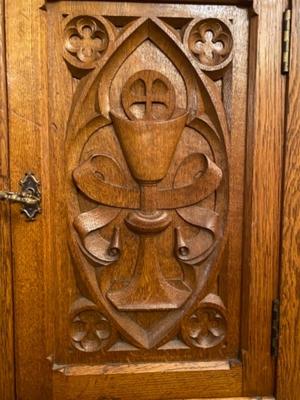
0,0 -> 15,399
242,0 -> 286,394
277,1 -> 300,398
5,0 -> 53,398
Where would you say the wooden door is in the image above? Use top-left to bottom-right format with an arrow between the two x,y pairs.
2,0 -> 287,399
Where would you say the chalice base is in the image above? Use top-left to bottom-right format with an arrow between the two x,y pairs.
107,211 -> 192,311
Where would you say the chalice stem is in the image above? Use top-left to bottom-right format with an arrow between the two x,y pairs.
140,183 -> 157,213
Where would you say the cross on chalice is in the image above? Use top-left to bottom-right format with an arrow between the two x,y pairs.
108,70 -> 190,310
73,70 -> 223,311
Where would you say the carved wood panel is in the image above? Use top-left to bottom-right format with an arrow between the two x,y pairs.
6,0 -> 286,396
46,2 -> 249,364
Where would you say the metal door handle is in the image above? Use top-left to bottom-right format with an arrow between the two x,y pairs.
0,172 -> 41,220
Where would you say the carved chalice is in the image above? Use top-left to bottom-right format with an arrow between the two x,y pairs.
107,70 -> 192,310
73,69 -> 223,315
108,111 -> 190,310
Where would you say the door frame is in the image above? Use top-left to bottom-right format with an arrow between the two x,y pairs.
276,0 -> 300,398
0,0 -> 14,399
0,0 -> 298,399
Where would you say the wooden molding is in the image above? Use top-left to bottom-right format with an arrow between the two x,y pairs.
277,0 -> 300,399
5,0 -> 289,398
5,0 -> 53,398
53,362 -> 242,399
0,0 -> 14,399
45,0 -> 253,4
53,360 -> 232,375
241,0 -> 286,394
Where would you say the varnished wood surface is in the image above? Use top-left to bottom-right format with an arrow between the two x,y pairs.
176,398 -> 274,400
5,0 -> 287,399
53,362 -> 242,400
46,0 -> 253,4
277,1 -> 300,399
173,398 -> 274,400
54,360 -> 232,375
241,0 -> 286,395
5,0 -> 53,399
174,398 -> 274,400
179,398 -> 274,400
0,1 -> 14,399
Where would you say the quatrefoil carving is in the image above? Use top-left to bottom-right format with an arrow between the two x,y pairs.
181,294 -> 227,349
66,16 -> 229,351
70,299 -> 117,352
184,18 -> 233,74
63,15 -> 114,76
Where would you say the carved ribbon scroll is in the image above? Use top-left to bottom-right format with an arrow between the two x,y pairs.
66,15 -> 231,352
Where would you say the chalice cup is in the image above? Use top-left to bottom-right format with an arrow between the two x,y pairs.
107,111 -> 192,311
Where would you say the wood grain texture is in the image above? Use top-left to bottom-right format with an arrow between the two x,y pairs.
49,0 -> 240,365
241,0 -> 287,395
46,0 -> 252,4
53,361 -> 242,400
5,0 -> 53,399
54,360 -> 232,375
0,0 -> 14,399
173,398 -> 274,400
171,398 -> 274,400
5,0 -> 287,398
277,1 -> 300,398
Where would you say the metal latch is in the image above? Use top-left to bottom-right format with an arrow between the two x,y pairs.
0,172 -> 41,220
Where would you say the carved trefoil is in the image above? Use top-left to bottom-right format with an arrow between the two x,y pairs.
65,14 -> 231,354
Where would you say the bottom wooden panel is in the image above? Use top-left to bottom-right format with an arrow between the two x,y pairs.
53,361 -> 242,400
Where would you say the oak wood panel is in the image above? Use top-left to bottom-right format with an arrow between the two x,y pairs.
42,3 -> 251,399
46,0 -> 252,4
277,1 -> 300,398
48,1 -> 249,19
0,1 -> 14,399
54,360 -> 233,375
5,0 -> 53,399
241,0 -> 287,395
173,398 -> 274,400
47,0 -> 245,368
53,361 -> 242,400
6,0 -> 285,398
175,398 -> 274,400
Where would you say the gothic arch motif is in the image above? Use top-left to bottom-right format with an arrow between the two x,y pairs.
65,16 -> 231,351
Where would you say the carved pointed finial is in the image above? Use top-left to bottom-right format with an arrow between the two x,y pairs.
175,226 -> 189,257
108,227 -> 121,257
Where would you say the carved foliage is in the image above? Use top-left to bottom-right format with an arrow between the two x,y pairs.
65,15 -> 231,354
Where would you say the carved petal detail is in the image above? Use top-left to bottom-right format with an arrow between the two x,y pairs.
66,16 -> 229,350
184,18 -> 233,73
70,298 -> 117,352
181,294 -> 227,349
63,15 -> 115,76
